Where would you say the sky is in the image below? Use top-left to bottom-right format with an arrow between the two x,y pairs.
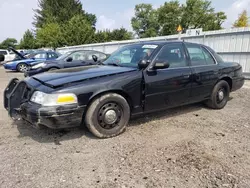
0,0 -> 250,42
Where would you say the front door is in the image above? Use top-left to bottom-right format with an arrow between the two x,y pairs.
184,43 -> 219,102
64,51 -> 87,68
144,43 -> 192,112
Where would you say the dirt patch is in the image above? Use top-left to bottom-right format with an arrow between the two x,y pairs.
0,67 -> 250,188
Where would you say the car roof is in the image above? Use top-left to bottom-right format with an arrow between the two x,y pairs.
126,41 -> 184,46
68,50 -> 106,54
127,41 -> 213,49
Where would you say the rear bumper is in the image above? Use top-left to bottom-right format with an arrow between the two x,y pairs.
231,76 -> 245,92
4,78 -> 86,129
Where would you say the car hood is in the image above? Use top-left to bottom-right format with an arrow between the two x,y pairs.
8,47 -> 26,60
7,58 -> 40,64
31,65 -> 137,88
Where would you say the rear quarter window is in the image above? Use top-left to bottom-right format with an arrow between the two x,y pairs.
0,51 -> 7,55
205,46 -> 224,63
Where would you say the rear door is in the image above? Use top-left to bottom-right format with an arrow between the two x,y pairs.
144,43 -> 192,112
184,43 -> 219,102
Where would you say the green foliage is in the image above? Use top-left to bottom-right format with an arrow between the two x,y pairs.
158,1 -> 182,35
131,4 -> 160,38
109,28 -> 133,41
181,0 -> 227,31
19,30 -> 37,49
94,30 -> 112,43
36,23 -> 64,48
63,15 -> 95,46
0,38 -> 17,49
33,0 -> 96,28
233,10 -> 249,28
132,0 -> 227,37
94,28 -> 133,43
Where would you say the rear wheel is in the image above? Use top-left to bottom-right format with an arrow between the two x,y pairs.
85,93 -> 130,138
206,80 -> 230,109
17,63 -> 28,72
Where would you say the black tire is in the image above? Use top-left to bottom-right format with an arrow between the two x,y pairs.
85,93 -> 130,138
17,63 -> 28,72
206,80 -> 230,109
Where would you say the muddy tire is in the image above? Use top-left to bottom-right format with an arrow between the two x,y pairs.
206,80 -> 230,109
85,93 -> 130,138
17,63 -> 28,72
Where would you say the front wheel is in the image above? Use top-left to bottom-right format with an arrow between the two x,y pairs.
206,80 -> 230,109
85,93 -> 130,138
17,63 -> 28,72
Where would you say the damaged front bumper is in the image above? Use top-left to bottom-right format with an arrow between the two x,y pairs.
4,79 -> 86,129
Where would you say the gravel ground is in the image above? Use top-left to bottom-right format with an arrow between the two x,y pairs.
0,67 -> 250,188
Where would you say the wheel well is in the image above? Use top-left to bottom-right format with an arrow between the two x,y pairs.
49,67 -> 59,70
220,77 -> 232,90
85,90 -> 133,114
17,62 -> 27,67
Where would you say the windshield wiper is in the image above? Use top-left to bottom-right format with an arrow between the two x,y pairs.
97,61 -> 104,65
106,63 -> 120,67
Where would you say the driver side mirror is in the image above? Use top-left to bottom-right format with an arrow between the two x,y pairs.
138,59 -> 151,69
92,55 -> 98,62
153,61 -> 170,70
66,57 -> 73,62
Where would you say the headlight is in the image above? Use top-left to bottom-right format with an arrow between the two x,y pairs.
30,91 -> 78,106
32,62 -> 46,69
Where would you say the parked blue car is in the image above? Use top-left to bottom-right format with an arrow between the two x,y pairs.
3,48 -> 60,72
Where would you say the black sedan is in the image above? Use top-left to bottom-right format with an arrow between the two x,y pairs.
25,50 -> 109,77
4,41 -> 245,138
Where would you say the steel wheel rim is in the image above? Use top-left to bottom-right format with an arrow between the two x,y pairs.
98,102 -> 122,130
217,88 -> 225,103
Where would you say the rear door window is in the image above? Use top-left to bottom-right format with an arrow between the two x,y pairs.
48,52 -> 58,59
34,53 -> 47,59
186,44 -> 215,66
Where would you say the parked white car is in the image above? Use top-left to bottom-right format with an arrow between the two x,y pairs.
0,49 -> 15,62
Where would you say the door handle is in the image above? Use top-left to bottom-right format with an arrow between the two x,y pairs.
195,74 -> 200,80
194,74 -> 201,81
182,74 -> 190,79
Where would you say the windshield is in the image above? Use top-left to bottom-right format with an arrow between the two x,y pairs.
103,44 -> 158,67
56,51 -> 72,60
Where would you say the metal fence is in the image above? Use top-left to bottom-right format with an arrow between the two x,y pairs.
57,27 -> 250,73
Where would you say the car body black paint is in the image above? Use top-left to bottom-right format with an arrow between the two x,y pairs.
4,41 -> 245,129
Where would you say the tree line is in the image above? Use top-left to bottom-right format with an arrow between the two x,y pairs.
0,0 -> 249,50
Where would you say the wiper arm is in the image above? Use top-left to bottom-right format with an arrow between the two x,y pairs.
97,61 -> 104,65
106,63 -> 120,67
